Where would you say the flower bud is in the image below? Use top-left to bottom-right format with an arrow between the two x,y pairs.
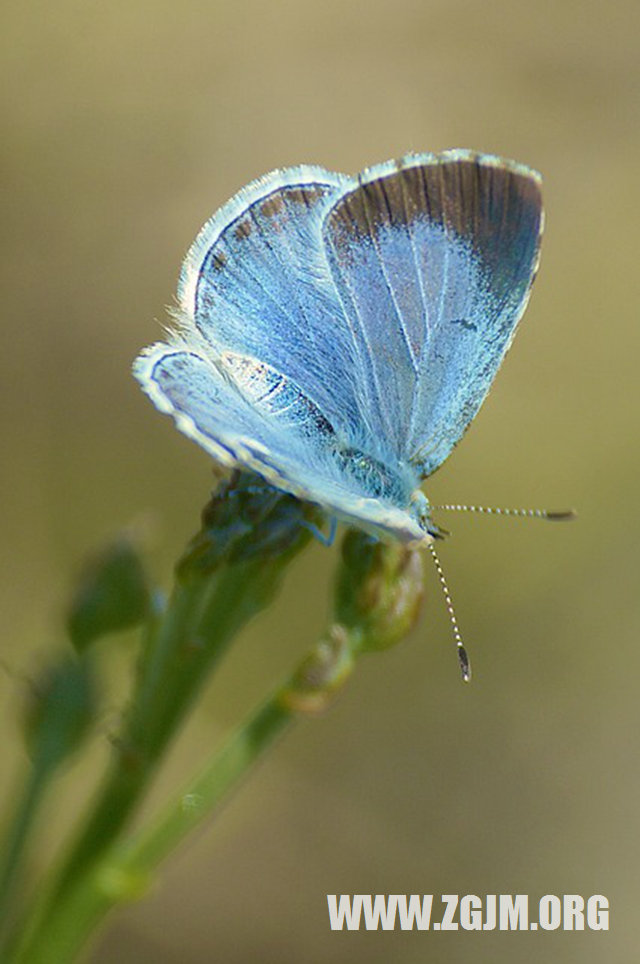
67,538 -> 151,652
23,657 -> 95,771
177,471 -> 323,576
335,529 -> 424,651
280,625 -> 355,714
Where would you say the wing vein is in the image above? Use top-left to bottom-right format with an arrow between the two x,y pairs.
361,182 -> 420,375
328,242 -> 388,442
400,171 -> 432,450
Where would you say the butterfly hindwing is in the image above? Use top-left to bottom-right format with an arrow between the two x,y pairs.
135,344 -> 423,542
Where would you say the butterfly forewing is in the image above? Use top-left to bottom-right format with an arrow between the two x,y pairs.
322,152 -> 543,476
183,171 -> 367,437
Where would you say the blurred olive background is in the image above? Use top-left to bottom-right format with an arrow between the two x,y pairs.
1,0 -> 638,961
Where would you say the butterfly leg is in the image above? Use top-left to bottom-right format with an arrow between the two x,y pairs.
302,515 -> 337,548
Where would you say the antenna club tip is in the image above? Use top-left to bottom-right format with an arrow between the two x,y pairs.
546,509 -> 577,521
458,645 -> 471,682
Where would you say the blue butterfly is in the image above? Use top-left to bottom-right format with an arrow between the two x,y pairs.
134,150 -> 543,547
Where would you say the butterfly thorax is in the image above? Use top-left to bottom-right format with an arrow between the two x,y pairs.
332,445 -> 410,503
329,439 -> 437,545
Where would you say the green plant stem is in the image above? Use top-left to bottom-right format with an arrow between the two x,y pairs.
9,601 -> 364,964
121,697 -> 292,875
0,760 -> 52,943
57,563 -> 266,887
8,485 -> 314,964
6,508 -> 421,964
11,695 -> 295,964
11,696 -> 293,964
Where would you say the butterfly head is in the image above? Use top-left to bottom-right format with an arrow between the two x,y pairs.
409,489 -> 447,545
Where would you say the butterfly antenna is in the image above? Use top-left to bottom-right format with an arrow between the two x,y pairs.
432,503 -> 576,521
428,543 -> 471,682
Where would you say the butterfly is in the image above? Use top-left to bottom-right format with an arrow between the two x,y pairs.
134,150 -> 543,548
